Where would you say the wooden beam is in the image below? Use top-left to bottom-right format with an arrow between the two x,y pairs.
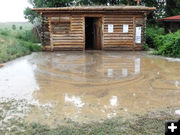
48,17 -> 54,51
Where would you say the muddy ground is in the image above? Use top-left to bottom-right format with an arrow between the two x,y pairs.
0,51 -> 180,134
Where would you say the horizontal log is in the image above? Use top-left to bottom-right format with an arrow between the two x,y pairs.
53,40 -> 83,42
104,15 -> 143,18
71,23 -> 83,25
103,46 -> 144,51
71,30 -> 83,33
104,37 -> 133,40
104,45 -> 133,48
104,41 -> 133,45
104,22 -> 133,24
104,18 -> 133,21
52,34 -> 83,37
53,37 -> 83,40
71,20 -> 83,23
104,34 -> 133,37
71,26 -> 83,29
104,20 -> 133,23
52,31 -> 83,34
53,27 -> 70,31
104,26 -> 134,29
104,24 -> 133,27
54,48 -> 83,51
53,42 -> 84,45
104,29 -> 133,34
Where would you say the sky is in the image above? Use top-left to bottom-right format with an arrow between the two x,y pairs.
0,0 -> 32,22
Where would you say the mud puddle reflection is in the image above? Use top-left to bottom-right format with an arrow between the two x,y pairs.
0,51 -> 180,126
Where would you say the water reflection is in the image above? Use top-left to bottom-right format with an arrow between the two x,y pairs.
64,94 -> 84,108
110,96 -> 118,106
0,51 -> 180,125
134,58 -> 141,74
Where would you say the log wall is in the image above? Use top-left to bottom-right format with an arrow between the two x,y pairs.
41,13 -> 146,51
103,14 -> 145,50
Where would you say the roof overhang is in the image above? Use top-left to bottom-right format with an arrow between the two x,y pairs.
33,6 -> 156,15
158,15 -> 180,22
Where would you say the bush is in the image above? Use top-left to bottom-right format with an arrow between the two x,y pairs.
146,26 -> 165,49
153,30 -> 180,57
0,29 -> 9,36
12,24 -> 16,30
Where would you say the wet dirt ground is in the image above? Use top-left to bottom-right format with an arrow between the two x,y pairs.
0,51 -> 180,127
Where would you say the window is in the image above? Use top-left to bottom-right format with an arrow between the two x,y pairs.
51,16 -> 71,34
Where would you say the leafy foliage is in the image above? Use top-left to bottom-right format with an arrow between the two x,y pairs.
154,31 -> 180,57
146,26 -> 165,49
165,0 -> 180,17
146,27 -> 180,58
24,0 -> 136,23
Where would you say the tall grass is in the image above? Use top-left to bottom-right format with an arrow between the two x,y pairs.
0,23 -> 41,63
15,30 -> 40,43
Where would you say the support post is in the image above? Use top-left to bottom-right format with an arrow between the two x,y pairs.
133,16 -> 136,51
143,12 -> 147,48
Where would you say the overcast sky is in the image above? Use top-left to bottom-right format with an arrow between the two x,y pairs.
0,0 -> 32,22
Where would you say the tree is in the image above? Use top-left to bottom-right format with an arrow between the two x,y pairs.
19,26 -> 23,30
12,24 -> 16,30
165,0 -> 180,17
24,0 -> 75,23
24,0 -> 135,23
141,0 -> 166,24
25,0 -> 177,24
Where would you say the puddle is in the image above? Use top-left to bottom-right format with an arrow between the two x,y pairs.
0,51 -> 180,126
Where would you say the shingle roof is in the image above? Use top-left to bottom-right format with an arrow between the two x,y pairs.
159,15 -> 180,22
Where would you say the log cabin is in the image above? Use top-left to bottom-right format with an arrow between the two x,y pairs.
33,6 -> 155,51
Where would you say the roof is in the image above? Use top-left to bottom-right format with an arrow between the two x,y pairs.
33,6 -> 155,14
159,15 -> 180,22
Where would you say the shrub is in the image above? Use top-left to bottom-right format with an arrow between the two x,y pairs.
12,24 -> 16,30
153,30 -> 180,57
0,29 -> 9,36
146,26 -> 165,49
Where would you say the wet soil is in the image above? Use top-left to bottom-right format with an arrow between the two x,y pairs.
0,51 -> 180,127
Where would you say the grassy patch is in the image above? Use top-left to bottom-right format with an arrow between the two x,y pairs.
5,112 -> 176,135
0,22 -> 41,63
0,98 -> 177,135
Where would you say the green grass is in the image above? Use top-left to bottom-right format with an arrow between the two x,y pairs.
0,22 -> 41,63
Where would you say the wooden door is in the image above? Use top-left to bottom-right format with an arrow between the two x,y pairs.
94,18 -> 102,50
